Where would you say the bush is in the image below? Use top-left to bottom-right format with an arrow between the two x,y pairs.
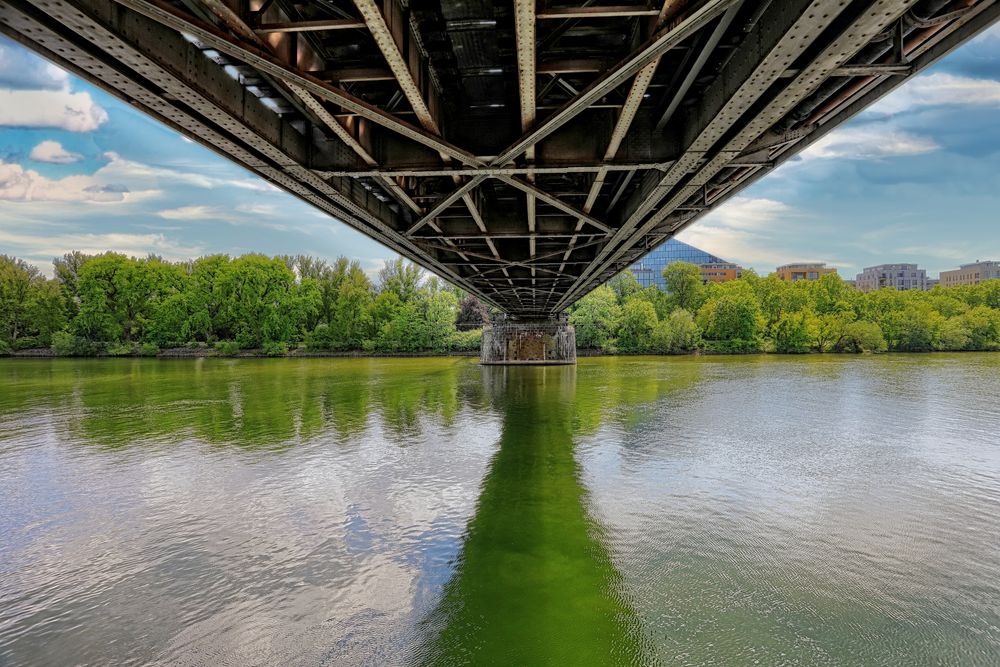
773,312 -> 814,354
138,343 -> 160,357
652,309 -> 702,354
186,340 -> 201,349
305,323 -> 342,351
839,321 -> 886,353
448,328 -> 482,351
0,340 -> 10,356
214,340 -> 240,356
106,342 -> 135,356
262,340 -> 289,357
12,336 -> 42,350
51,331 -> 98,357
703,338 -> 761,354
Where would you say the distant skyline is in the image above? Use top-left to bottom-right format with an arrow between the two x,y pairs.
2,26 -> 1000,279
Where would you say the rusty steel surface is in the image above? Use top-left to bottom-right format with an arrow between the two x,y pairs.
2,0 -> 997,317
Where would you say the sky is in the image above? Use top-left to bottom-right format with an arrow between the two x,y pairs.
1,25 -> 1000,280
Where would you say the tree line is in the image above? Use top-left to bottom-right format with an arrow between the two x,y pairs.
4,251 -> 1000,357
568,261 -> 1000,354
0,253 -> 488,356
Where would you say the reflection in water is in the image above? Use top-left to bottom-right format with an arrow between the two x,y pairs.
417,366 -> 646,665
1,356 -> 999,666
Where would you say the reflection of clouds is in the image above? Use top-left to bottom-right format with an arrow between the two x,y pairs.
577,356 -> 1000,665
0,359 -> 501,666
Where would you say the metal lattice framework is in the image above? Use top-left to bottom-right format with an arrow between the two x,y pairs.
3,0 -> 997,317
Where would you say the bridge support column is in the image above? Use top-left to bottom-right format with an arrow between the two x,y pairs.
480,316 -> 576,365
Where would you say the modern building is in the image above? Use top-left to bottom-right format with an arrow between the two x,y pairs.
775,263 -> 837,281
630,238 -> 736,289
699,262 -> 743,283
939,261 -> 1000,287
855,263 -> 930,292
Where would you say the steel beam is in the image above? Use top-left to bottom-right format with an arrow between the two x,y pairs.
493,0 -> 740,165
537,6 -> 661,19
255,19 -> 366,33
109,0 -> 481,164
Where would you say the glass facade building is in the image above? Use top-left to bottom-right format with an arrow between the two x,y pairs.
629,238 -> 728,289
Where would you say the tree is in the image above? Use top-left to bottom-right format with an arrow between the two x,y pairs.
661,261 -> 705,312
773,311 -> 815,354
697,283 -> 762,351
378,258 -> 422,302
839,321 -> 886,353
456,293 -> 489,329
617,297 -> 658,353
569,285 -> 620,350
0,255 -> 39,345
608,270 -> 641,302
651,308 -> 701,354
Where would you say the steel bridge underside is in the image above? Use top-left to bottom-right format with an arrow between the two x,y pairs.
3,0 -> 997,317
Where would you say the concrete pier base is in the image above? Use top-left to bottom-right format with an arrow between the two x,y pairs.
480,317 -> 576,365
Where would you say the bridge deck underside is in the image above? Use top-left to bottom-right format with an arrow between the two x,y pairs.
3,0 -> 996,316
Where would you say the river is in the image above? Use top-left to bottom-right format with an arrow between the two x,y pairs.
0,355 -> 998,665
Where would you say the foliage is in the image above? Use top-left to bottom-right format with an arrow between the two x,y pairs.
661,261 -> 706,312
10,248 -> 1000,358
651,309 -> 702,354
51,331 -> 98,357
569,286 -> 621,350
449,328 -> 483,351
214,340 -> 241,356
262,340 -> 289,357
617,298 -> 658,353
773,311 -> 815,354
456,294 -> 489,329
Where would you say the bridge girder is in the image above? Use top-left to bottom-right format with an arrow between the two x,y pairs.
2,0 -> 997,317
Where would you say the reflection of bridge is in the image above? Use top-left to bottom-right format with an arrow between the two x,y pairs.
3,1 -> 995,321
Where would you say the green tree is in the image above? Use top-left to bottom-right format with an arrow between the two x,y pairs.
569,285 -> 620,350
378,258 -> 423,302
773,311 -> 815,354
697,283 -> 762,351
651,308 -> 701,353
661,261 -> 705,312
617,297 -> 658,353
607,270 -> 641,302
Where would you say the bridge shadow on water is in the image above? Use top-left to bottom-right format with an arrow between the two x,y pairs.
413,364 -> 649,666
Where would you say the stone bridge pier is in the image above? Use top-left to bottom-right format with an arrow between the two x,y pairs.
481,316 -> 576,365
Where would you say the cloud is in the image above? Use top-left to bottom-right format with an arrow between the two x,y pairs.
868,72 -> 1000,116
0,161 -> 141,203
0,89 -> 108,132
158,205 -> 223,220
100,152 -> 275,191
800,125 -> 940,161
676,196 -> 830,269
29,140 -> 84,164
235,203 -> 279,216
0,227 -> 203,262
0,38 -> 68,90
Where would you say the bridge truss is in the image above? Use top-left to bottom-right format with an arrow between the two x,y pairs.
2,0 -> 997,317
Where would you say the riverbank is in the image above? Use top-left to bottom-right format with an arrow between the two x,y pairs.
8,346 -> 987,359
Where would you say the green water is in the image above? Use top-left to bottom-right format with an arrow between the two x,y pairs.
0,355 -> 998,665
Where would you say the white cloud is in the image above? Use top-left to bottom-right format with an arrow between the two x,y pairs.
235,203 -> 279,216
29,140 -> 84,164
0,227 -> 203,262
99,152 -> 275,191
800,125 -> 939,161
158,205 -> 223,220
0,160 -> 148,203
0,40 -> 68,90
0,89 -> 108,132
676,196 -> 827,269
868,72 -> 1000,116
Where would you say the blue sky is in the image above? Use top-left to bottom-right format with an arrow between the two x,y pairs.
1,26 -> 1000,280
